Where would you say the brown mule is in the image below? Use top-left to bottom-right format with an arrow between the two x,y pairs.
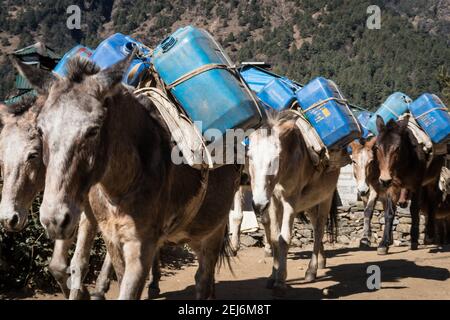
375,115 -> 445,253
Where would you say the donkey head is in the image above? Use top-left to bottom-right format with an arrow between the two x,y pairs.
350,136 -> 377,198
0,97 -> 45,231
16,54 -> 133,239
375,115 -> 409,188
247,113 -> 295,214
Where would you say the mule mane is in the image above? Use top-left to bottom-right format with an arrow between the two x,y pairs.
261,109 -> 298,130
65,57 -> 101,83
5,96 -> 38,116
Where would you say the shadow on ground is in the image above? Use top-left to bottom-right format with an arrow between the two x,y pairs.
158,245 -> 450,300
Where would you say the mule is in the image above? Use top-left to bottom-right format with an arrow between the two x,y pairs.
375,115 -> 445,253
229,165 -> 273,257
247,111 -> 341,295
0,96 -> 114,299
350,136 -> 425,252
20,54 -> 240,299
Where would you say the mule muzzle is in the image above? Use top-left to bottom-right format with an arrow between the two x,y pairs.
252,200 -> 269,215
379,178 -> 392,188
40,204 -> 77,240
0,212 -> 25,232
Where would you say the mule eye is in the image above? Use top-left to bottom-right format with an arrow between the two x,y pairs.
27,152 -> 40,161
86,127 -> 100,138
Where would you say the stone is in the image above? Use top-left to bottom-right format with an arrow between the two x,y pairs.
240,234 -> 258,247
291,237 -> 302,247
337,235 -> 350,244
396,224 -> 410,234
399,217 -> 412,224
299,229 -> 312,238
393,240 -> 402,246
379,217 -> 385,224
393,218 -> 399,226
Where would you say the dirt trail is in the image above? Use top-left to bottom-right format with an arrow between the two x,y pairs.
21,244 -> 450,300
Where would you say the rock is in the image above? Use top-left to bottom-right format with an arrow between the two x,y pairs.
393,240 -> 402,246
240,234 -> 258,247
291,237 -> 302,247
338,205 -> 350,212
374,202 -> 384,211
393,218 -> 399,225
396,223 -> 410,234
419,225 -> 426,233
399,217 -> 412,224
379,217 -> 385,224
337,235 -> 350,244
299,229 -> 313,238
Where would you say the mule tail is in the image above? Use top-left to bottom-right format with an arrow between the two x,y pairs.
327,189 -> 339,243
217,224 -> 235,276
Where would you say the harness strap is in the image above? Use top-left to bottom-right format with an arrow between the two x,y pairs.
166,63 -> 230,90
300,97 -> 348,114
415,107 -> 448,120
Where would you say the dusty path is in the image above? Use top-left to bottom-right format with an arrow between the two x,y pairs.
21,244 -> 450,300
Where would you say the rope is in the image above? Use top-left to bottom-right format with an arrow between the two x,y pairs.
300,97 -> 348,114
166,64 -> 230,89
415,107 -> 448,120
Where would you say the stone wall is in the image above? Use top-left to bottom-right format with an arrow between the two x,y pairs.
241,201 -> 427,249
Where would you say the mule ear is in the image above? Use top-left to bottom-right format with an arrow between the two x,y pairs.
10,55 -> 55,95
376,115 -> 385,133
89,49 -> 136,99
366,135 -> 377,149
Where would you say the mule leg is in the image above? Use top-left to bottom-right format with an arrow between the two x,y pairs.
192,225 -> 227,299
378,196 -> 395,255
229,186 -> 244,255
266,198 -> 283,290
147,251 -> 161,299
305,196 -> 332,282
69,211 -> 98,300
49,239 -> 73,298
360,189 -> 378,249
118,238 -> 156,300
261,210 -> 273,257
271,198 -> 295,296
91,253 -> 114,300
410,191 -> 421,250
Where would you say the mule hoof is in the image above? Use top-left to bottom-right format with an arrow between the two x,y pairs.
90,292 -> 106,300
147,286 -> 161,299
266,278 -> 275,289
359,238 -> 371,249
377,246 -> 389,255
304,271 -> 317,282
410,242 -> 419,250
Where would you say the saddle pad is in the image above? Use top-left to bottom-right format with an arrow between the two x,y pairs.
134,87 -> 213,169
291,110 -> 328,167
406,115 -> 433,154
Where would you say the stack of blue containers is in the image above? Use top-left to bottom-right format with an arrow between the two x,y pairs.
409,93 -> 450,144
357,111 -> 374,139
367,92 -> 411,135
240,65 -> 301,111
296,77 -> 361,149
52,33 -> 151,87
152,26 -> 265,137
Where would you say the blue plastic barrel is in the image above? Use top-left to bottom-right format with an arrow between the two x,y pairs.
409,93 -> 450,144
53,45 -> 93,77
295,77 -> 361,149
357,111 -> 373,139
367,92 -> 411,135
239,65 -> 299,112
90,33 -> 151,87
152,26 -> 265,137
